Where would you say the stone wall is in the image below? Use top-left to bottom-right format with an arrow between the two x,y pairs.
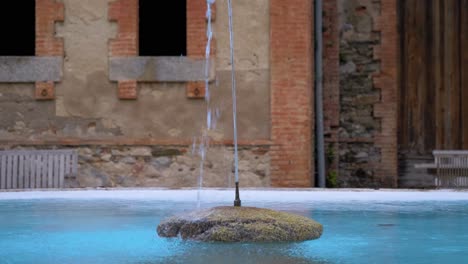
334,0 -> 381,187
74,145 -> 270,188
338,142 -> 380,187
0,0 -> 402,189
1,145 -> 270,188
335,0 -> 398,188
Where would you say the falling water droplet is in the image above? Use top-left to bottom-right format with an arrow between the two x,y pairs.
207,109 -> 212,130
191,138 -> 196,156
197,0 -> 216,209
205,80 -> 210,102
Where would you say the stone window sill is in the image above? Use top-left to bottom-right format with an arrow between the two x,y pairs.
0,56 -> 63,82
109,56 -> 215,82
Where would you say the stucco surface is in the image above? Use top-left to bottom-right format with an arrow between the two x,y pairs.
0,0 -> 272,188
215,0 -> 270,71
46,0 -> 271,140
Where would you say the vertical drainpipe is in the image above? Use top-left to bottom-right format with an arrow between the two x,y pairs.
315,0 -> 326,187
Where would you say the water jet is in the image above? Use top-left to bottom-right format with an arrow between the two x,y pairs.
157,0 -> 323,242
157,0 -> 323,243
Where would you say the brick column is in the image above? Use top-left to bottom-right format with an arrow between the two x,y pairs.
108,0 -> 138,99
270,0 -> 314,187
372,0 -> 398,187
35,0 -> 64,100
186,0 -> 216,99
323,0 -> 340,178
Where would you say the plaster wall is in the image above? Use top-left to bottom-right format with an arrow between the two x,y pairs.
0,0 -> 272,188
0,0 -> 271,142
56,0 -> 270,140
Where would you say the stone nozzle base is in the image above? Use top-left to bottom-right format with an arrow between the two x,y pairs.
234,182 -> 241,207
157,206 -> 323,242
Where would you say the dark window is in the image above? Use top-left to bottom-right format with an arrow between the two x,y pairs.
139,0 -> 186,56
0,1 -> 35,56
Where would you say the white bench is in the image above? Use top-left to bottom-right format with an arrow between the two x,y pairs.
415,150 -> 468,188
0,149 -> 77,189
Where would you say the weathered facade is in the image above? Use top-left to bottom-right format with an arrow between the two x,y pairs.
0,0 -> 286,188
0,0 -> 466,189
323,0 -> 399,188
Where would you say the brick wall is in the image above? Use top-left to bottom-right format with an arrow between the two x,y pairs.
270,0 -> 314,187
108,0 -> 138,99
35,0 -> 64,100
186,0 -> 216,99
323,0 -> 340,184
336,0 -> 399,188
372,0 -> 398,187
108,0 -> 211,99
323,0 -> 340,134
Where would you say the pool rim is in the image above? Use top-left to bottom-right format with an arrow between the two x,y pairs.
1,188 -> 468,202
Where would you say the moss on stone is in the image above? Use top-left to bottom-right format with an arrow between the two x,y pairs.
157,206 -> 323,242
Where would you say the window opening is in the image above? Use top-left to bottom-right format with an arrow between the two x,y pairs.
0,1 -> 35,56
139,0 -> 187,56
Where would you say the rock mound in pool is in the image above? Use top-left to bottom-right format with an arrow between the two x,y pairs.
157,206 -> 323,242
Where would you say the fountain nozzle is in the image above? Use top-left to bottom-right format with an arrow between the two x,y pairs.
234,182 -> 241,207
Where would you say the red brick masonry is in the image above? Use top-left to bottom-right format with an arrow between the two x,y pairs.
108,0 -> 139,99
35,0 -> 64,100
270,0 -> 314,187
372,0 -> 398,187
109,0 -> 213,99
186,0 -> 216,99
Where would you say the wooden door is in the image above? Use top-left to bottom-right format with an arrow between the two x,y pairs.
399,0 -> 468,155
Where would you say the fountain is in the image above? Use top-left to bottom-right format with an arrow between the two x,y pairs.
157,0 -> 323,242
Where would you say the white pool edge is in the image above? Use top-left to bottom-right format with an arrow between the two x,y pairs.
1,188 -> 468,202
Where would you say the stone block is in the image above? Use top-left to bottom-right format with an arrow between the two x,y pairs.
109,57 -> 215,82
0,57 -> 62,82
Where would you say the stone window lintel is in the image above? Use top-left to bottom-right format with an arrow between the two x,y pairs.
0,56 -> 62,83
109,56 -> 215,82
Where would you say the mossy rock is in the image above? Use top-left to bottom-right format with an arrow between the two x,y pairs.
157,206 -> 323,242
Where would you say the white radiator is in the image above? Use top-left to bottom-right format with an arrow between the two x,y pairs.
0,149 -> 77,189
434,150 -> 468,188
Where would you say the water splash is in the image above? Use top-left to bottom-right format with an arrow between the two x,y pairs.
207,109 -> 212,130
194,0 -> 240,208
196,0 -> 216,209
191,137 -> 197,156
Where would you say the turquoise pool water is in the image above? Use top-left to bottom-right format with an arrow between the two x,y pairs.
1,191 -> 468,263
